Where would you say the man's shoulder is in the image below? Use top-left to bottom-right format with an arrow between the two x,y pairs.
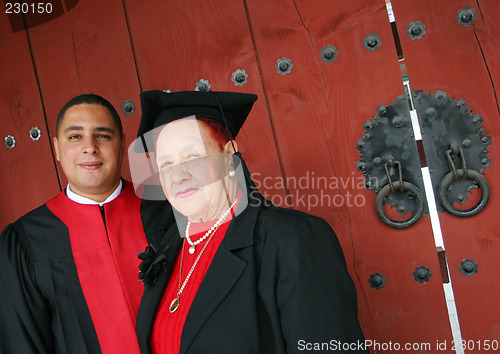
133,182 -> 174,246
1,188 -> 63,236
19,198 -> 64,228
4,201 -> 73,261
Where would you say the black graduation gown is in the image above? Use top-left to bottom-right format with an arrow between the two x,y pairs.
0,181 -> 173,354
136,190 -> 368,354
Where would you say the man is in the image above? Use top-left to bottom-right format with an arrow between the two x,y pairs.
0,94 -> 173,353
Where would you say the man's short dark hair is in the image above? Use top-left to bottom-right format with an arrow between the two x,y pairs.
56,94 -> 124,138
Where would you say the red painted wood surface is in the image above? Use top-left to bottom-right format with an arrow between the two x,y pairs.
241,1 -> 366,330
0,10 -> 60,230
25,0 -> 142,188
122,0 -> 287,202
475,0 -> 500,100
242,0 -> 352,241
291,0 -> 454,349
4,0 -> 65,33
392,0 -> 500,350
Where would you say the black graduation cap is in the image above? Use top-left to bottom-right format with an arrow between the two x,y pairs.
135,90 -> 258,152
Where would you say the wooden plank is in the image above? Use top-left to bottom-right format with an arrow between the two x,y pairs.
3,0 -> 65,33
291,0 -> 454,348
242,0 -> 352,232
25,0 -> 142,185
392,0 -> 500,349
122,0 -> 288,202
475,0 -> 500,111
0,10 -> 60,229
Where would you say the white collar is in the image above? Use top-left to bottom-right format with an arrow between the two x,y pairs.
65,179 -> 123,206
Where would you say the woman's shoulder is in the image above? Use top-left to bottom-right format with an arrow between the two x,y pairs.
253,205 -> 346,270
256,205 -> 333,239
259,204 -> 328,223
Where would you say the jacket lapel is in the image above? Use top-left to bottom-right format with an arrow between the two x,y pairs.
179,200 -> 261,353
136,226 -> 182,354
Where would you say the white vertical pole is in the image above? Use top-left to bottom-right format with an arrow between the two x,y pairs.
385,3 -> 465,353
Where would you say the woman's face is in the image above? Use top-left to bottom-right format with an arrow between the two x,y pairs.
155,118 -> 232,222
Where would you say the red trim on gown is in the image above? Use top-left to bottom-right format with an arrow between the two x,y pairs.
151,194 -> 240,354
46,183 -> 146,354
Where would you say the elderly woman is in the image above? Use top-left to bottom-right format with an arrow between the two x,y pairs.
131,90 -> 367,354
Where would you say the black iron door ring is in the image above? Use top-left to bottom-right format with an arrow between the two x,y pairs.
375,181 -> 425,228
438,168 -> 489,217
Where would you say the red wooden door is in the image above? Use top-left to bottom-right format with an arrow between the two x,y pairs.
2,1 -> 500,352
0,8 -> 60,226
392,0 -> 500,352
241,0 -> 454,350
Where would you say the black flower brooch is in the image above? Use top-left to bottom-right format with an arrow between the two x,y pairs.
138,244 -> 167,288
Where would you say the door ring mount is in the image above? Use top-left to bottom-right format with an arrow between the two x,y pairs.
438,168 -> 489,217
375,181 -> 425,229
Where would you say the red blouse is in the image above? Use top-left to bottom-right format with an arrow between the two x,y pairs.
151,201 -> 238,353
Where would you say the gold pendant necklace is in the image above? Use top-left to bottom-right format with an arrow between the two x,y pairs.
169,298 -> 180,313
169,223 -> 222,313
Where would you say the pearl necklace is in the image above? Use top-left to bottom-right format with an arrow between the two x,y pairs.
169,224 -> 220,313
184,198 -> 237,254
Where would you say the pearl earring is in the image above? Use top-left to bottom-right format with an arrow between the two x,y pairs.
228,167 -> 235,177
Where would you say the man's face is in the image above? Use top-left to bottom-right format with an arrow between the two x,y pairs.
53,103 -> 125,202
